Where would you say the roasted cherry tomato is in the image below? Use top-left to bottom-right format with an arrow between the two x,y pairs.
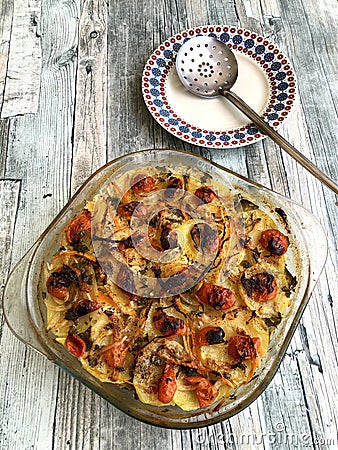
132,174 -> 156,194
116,265 -> 136,295
118,231 -> 146,252
158,364 -> 177,403
260,229 -> 289,256
200,225 -> 219,254
185,376 -> 218,408
102,342 -> 128,369
66,209 -> 91,244
153,308 -> 186,337
194,186 -> 217,204
252,337 -> 261,352
227,335 -> 261,360
116,201 -> 147,220
241,272 -> 277,302
158,268 -> 191,294
196,283 -> 236,310
115,265 -> 143,302
191,223 -> 220,254
160,224 -> 178,250
195,326 -> 225,347
46,265 -> 81,299
65,299 -> 102,320
164,177 -> 184,200
66,335 -> 86,357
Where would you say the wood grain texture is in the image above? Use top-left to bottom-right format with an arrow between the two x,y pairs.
1,0 -> 42,118
0,0 -> 14,110
0,1 -> 82,449
0,179 -> 20,304
70,0 -> 107,194
0,179 -> 20,447
0,0 -> 337,448
0,181 -> 59,450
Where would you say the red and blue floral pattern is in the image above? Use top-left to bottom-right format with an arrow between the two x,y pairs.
142,25 -> 297,149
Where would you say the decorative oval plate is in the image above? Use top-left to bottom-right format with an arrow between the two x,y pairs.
142,25 -> 297,149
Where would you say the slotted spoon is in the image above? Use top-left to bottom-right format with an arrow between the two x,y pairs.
176,36 -> 338,197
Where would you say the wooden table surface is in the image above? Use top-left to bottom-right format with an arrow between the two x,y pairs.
0,0 -> 337,449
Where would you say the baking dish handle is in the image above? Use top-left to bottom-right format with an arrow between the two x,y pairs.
2,242 -> 52,360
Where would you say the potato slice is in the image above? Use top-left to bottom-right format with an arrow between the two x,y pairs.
133,340 -> 188,406
198,307 -> 269,387
238,262 -> 290,318
173,386 -> 200,411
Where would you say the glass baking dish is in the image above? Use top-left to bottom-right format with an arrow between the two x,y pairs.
2,149 -> 327,429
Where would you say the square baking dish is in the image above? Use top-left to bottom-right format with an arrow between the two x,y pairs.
3,149 -> 327,428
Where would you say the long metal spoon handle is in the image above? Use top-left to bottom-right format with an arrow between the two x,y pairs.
222,89 -> 338,196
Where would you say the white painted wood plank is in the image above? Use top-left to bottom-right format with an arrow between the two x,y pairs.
0,0 -> 14,109
213,1 -> 338,450
0,179 -> 20,300
1,0 -> 42,118
0,179 -> 58,450
70,0 -> 107,194
4,0 -> 82,258
106,0 -> 217,160
0,0 -> 82,449
0,332 -> 60,450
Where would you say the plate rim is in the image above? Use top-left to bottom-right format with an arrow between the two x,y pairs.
142,24 -> 297,149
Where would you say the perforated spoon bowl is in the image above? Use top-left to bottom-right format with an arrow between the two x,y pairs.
176,36 -> 338,197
